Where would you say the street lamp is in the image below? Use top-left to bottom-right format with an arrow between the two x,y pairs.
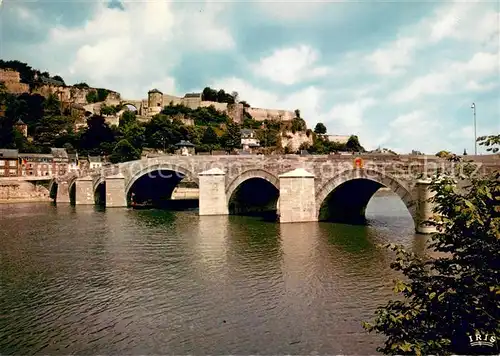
471,103 -> 477,155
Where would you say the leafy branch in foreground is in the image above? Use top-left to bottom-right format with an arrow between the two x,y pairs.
363,134 -> 500,355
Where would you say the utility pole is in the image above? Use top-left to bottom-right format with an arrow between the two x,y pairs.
471,103 -> 477,155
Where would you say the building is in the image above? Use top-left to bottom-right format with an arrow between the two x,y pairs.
326,135 -> 350,144
35,74 -> 65,87
0,69 -> 30,94
68,153 -> 80,172
18,148 -> 69,177
175,140 -> 195,156
14,119 -> 28,138
88,156 -> 102,170
51,148 -> 69,176
18,153 -> 53,176
0,149 -> 19,177
241,129 -> 260,151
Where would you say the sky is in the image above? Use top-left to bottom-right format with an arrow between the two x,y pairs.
0,0 -> 499,154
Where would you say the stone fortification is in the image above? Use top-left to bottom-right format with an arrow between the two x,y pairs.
0,180 -> 50,202
0,69 -> 29,94
246,107 -> 296,122
281,131 -> 314,152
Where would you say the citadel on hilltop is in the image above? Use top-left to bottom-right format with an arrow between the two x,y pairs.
0,67 -> 298,126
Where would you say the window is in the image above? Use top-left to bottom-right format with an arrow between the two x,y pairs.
9,160 -> 16,167
0,169 -> 4,176
9,169 -> 16,175
0,160 -> 4,166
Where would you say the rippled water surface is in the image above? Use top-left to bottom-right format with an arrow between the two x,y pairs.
0,194 -> 426,355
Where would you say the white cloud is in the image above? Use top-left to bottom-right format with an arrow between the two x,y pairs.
252,45 -> 330,85
325,98 -> 377,129
365,38 -> 419,75
210,76 -> 323,121
253,2 -> 328,21
26,1 -> 234,98
364,1 -> 499,76
390,51 -> 499,103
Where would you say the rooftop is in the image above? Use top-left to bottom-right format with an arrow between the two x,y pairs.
0,149 -> 19,159
184,93 -> 201,98
175,140 -> 195,147
39,76 -> 64,86
15,118 -> 26,125
148,88 -> 163,94
51,147 -> 68,159
88,156 -> 102,162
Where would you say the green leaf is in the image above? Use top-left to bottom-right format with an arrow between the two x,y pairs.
429,292 -> 436,300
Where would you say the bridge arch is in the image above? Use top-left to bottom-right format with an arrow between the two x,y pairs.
125,163 -> 198,207
226,169 -> 280,218
48,179 -> 58,200
121,102 -> 139,112
68,176 -> 78,204
93,176 -> 106,205
316,168 -> 416,224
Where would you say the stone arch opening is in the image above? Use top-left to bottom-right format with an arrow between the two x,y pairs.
121,103 -> 138,112
126,165 -> 199,209
93,178 -> 105,206
226,170 -> 280,219
316,169 -> 416,226
69,181 -> 76,205
49,180 -> 58,200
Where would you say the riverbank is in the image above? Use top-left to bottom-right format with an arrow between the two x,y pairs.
0,197 -> 51,204
0,180 -> 50,203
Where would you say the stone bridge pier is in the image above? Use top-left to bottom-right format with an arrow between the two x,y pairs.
51,154 -> 500,234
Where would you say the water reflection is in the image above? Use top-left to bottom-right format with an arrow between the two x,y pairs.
0,195 -> 423,355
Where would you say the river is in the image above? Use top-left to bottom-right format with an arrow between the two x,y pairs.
0,192 -> 427,355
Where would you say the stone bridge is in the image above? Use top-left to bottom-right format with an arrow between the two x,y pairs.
49,154 -> 500,234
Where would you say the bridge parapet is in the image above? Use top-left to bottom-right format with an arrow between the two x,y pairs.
51,154 -> 499,233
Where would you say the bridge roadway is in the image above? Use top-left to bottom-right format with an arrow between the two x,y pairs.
50,154 -> 500,234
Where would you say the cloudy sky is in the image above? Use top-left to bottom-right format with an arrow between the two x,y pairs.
1,0 -> 499,154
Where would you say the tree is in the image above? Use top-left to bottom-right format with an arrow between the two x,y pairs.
109,139 -> 141,163
363,134 -> 500,355
314,123 -> 327,135
52,75 -> 65,85
463,148 -> 468,155
222,121 -> 241,151
202,126 -> 218,145
477,135 -> 500,153
345,135 -> 364,152
294,109 -> 301,118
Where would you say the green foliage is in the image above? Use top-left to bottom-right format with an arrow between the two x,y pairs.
202,126 -> 218,145
73,82 -> 90,89
109,139 -> 141,163
345,135 -> 365,152
290,117 -> 306,133
0,59 -> 38,84
436,150 -> 452,158
161,103 -> 230,126
52,75 -> 65,86
201,87 -> 235,104
144,114 -> 184,151
242,117 -> 261,129
101,104 -> 120,116
314,122 -> 327,135
363,136 -> 500,355
256,120 -> 281,148
86,90 -> 98,103
221,121 -> 241,151
477,135 -> 500,153
86,88 -> 110,103
79,115 -> 116,156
